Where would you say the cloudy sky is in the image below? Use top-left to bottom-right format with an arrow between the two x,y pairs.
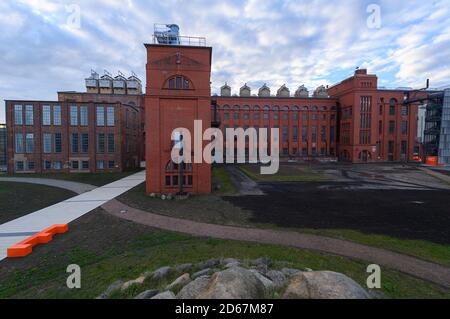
1,0 -> 449,122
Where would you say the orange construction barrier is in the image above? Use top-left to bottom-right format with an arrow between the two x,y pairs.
425,156 -> 439,166
7,224 -> 69,258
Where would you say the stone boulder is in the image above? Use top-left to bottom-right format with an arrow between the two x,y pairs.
192,268 -> 213,279
96,280 -> 123,299
166,273 -> 191,291
283,271 -> 371,299
265,270 -> 287,288
176,263 -> 193,273
134,289 -> 159,299
198,267 -> 266,299
151,291 -> 176,299
151,266 -> 172,280
121,275 -> 146,290
177,276 -> 211,299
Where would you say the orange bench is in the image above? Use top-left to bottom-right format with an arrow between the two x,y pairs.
7,224 -> 69,258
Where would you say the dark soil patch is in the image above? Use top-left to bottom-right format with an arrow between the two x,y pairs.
224,182 -> 450,245
0,182 -> 76,224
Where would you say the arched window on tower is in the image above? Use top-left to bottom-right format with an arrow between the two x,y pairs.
164,75 -> 193,90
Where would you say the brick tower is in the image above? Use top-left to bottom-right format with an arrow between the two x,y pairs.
144,28 -> 212,194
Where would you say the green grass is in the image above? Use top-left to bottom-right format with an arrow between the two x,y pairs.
240,165 -> 332,182
299,228 -> 450,267
0,182 -> 75,224
0,213 -> 448,299
212,166 -> 237,194
9,171 -> 141,186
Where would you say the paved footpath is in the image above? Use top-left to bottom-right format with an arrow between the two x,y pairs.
0,171 -> 145,260
103,199 -> 450,288
0,177 -> 96,194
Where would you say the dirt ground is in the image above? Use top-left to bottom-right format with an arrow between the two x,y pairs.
225,163 -> 450,245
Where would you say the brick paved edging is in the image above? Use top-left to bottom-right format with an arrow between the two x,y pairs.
102,199 -> 450,288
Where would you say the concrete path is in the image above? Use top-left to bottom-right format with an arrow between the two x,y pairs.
0,171 -> 145,260
225,166 -> 264,195
103,199 -> 450,288
0,177 -> 96,194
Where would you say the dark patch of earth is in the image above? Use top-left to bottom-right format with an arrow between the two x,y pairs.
224,182 -> 450,245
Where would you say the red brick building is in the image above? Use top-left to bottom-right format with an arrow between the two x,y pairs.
4,30 -> 426,196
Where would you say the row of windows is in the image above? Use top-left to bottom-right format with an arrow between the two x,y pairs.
14,133 -> 115,154
14,160 -> 115,171
165,175 -> 193,187
14,104 -> 117,127
220,105 -> 336,111
223,113 -> 334,121
222,125 -> 335,143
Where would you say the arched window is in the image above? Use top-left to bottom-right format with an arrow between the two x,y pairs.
264,105 -> 270,111
312,105 -> 318,111
164,160 -> 193,188
302,106 -> 308,111
321,106 -> 328,111
253,105 -> 260,111
223,104 -> 231,110
282,106 -> 289,111
272,105 -> 280,111
233,105 -> 240,111
243,105 -> 250,111
291,106 -> 299,111
389,98 -> 397,115
165,75 -> 193,90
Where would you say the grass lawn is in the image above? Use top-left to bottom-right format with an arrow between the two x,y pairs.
212,166 -> 237,194
0,182 -> 76,224
240,164 -> 332,182
0,209 -> 448,299
9,170 -> 141,187
118,182 -> 450,268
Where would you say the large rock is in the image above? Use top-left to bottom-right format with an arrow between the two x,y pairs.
198,267 -> 266,299
151,266 -> 172,280
197,259 -> 220,269
166,273 -> 191,291
134,289 -> 159,299
249,269 -> 274,292
283,271 -> 371,299
222,258 -> 239,265
192,268 -> 212,279
176,263 -> 193,273
177,276 -> 211,299
121,276 -> 146,290
151,291 -> 176,299
281,268 -> 301,277
265,270 -> 287,288
96,280 -> 123,299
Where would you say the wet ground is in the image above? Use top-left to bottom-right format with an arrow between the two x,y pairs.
224,164 -> 450,244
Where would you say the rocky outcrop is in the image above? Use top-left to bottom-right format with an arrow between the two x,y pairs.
98,258 -> 373,300
283,271 -> 371,299
197,267 -> 266,299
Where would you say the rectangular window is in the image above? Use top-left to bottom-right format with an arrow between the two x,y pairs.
107,133 -> 115,153
293,114 -> 298,121
312,126 -> 317,143
274,114 -> 279,120
401,141 -> 407,155
282,126 -> 288,142
402,105 -> 409,116
302,114 -> 307,121
80,106 -> 88,126
27,161 -> 35,170
125,109 -> 129,128
389,121 -> 395,134
302,126 -> 308,142
173,175 -> 179,186
25,133 -> 34,153
53,105 -> 61,126
263,113 -> 269,120
253,113 -> 260,120
15,133 -> 24,153
169,78 -> 175,89
14,105 -> 23,125
97,133 -> 105,153
234,113 -> 239,120
321,126 -> 326,142
107,106 -> 115,126
71,133 -> 79,153
53,161 -> 62,170
243,114 -> 249,120
82,161 -> 89,169
44,160 -> 51,170
132,112 -> 137,129
15,161 -> 24,171
55,133 -> 62,153
71,161 -> 79,169
312,114 -> 318,120
96,106 -> 105,126
293,126 -> 298,142
81,133 -> 89,153
330,126 -> 335,142
108,160 -> 115,169
379,120 -> 383,135
70,105 -> 78,126
42,105 -> 51,126
165,175 -> 171,186
224,113 -> 230,120
25,105 -> 34,125
401,120 -> 408,134
96,160 -> 104,169
43,133 -> 52,153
